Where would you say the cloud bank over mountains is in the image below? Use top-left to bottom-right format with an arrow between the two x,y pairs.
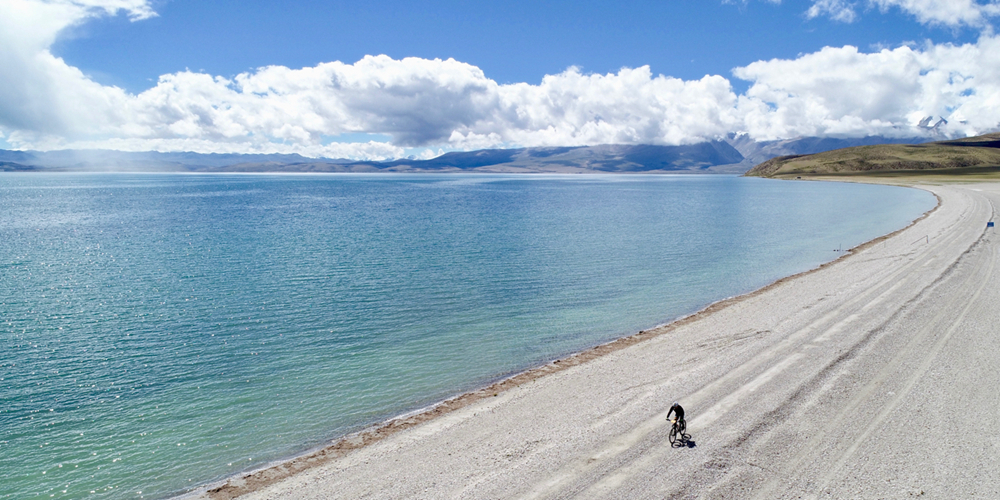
2,0 -> 1000,159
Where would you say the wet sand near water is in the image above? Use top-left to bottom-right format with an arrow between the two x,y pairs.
192,183 -> 1000,499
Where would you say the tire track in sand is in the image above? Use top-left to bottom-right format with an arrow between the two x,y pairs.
742,197 -> 996,499
517,188 -> 985,499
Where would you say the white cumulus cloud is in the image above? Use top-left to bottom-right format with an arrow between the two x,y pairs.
734,37 -> 1000,139
3,0 -> 1000,158
0,0 -> 746,157
870,0 -> 1000,28
0,0 -> 147,137
747,0 -> 1000,28
806,0 -> 859,22
476,67 -> 742,148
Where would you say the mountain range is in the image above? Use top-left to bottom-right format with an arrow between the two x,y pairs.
0,135 -> 938,174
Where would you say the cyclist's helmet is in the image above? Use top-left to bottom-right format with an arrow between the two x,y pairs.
672,401 -> 679,407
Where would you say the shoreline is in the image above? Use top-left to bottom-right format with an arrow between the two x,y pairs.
186,180 -> 944,500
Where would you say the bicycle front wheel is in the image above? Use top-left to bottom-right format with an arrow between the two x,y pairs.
669,425 -> 678,445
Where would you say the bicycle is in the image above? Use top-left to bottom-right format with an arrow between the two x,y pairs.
669,417 -> 687,446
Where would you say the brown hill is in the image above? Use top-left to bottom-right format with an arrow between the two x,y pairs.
745,133 -> 1000,178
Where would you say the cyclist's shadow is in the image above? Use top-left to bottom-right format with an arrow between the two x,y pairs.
672,434 -> 696,448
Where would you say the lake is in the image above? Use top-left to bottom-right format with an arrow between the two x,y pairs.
0,173 -> 935,499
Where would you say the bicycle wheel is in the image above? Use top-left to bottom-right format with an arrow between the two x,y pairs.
669,424 -> 678,445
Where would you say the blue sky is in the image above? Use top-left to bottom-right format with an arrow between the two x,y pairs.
2,0 -> 1000,158
56,1 -> 974,92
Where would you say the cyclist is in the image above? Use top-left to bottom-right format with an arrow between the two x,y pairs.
667,401 -> 685,431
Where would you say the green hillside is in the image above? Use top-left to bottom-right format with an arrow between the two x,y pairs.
745,133 -> 1000,179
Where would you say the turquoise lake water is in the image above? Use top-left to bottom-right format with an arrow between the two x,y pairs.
0,173 -> 935,499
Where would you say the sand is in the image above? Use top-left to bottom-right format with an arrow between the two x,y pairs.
194,182 -> 1000,499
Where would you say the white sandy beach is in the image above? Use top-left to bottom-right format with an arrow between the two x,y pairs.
198,182 -> 1000,499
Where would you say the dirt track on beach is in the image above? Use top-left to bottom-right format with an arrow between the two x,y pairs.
200,183 -> 1000,499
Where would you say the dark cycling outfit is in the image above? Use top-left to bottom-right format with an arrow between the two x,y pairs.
667,403 -> 685,424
